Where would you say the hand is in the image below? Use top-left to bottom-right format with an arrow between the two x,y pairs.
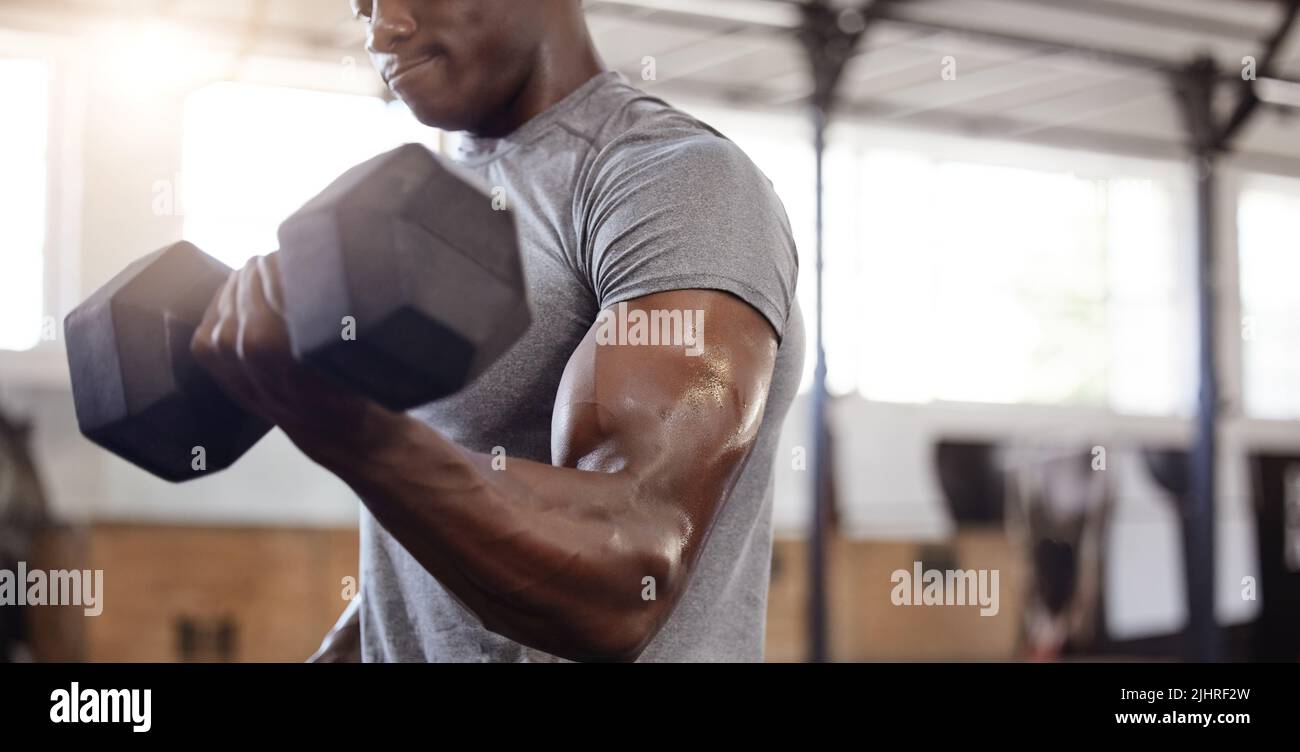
189,254 -> 392,463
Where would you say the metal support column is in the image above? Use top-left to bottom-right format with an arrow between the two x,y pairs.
795,0 -> 872,663
1172,0 -> 1298,659
1175,57 -> 1222,662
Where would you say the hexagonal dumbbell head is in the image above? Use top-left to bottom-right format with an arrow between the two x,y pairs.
276,144 -> 531,411
64,242 -> 273,482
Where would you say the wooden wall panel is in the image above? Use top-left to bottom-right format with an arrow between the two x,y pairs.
31,525 -> 360,663
767,531 -> 1026,662
33,525 -> 1023,662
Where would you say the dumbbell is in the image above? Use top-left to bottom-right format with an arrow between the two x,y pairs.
65,144 -> 531,482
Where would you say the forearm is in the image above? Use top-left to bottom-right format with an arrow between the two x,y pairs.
297,410 -> 684,662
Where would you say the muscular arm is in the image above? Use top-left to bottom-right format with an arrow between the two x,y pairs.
194,264 -> 779,662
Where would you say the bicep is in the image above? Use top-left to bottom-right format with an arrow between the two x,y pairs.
551,290 -> 778,537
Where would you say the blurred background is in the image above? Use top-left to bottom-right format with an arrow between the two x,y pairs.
1,0 -> 1298,663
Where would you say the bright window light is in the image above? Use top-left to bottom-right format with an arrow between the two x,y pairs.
697,106 -> 1193,414
182,82 -> 439,269
1240,179 -> 1300,420
0,58 -> 49,352
838,153 -> 1191,413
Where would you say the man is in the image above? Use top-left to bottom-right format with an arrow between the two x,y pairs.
193,0 -> 804,662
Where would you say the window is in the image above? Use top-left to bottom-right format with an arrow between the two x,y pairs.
181,82 -> 439,269
1240,176 -> 1300,420
697,104 -> 1195,414
831,149 -> 1194,415
0,58 -> 50,352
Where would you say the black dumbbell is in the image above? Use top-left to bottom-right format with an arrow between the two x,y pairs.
65,144 -> 531,482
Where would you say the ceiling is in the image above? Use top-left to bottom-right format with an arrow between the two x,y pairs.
1,0 -> 1297,165
585,0 -> 1300,165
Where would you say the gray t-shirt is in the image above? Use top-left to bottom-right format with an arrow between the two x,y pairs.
359,71 -> 804,662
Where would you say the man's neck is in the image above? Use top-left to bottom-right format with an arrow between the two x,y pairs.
471,17 -> 604,138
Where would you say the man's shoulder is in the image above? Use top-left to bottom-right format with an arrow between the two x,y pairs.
572,75 -> 752,174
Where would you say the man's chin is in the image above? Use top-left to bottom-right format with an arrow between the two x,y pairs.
402,98 -> 479,133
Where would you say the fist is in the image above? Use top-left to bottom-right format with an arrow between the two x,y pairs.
190,254 -> 380,456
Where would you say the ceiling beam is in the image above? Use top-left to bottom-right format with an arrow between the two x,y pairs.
638,68 -> 1300,173
585,0 -> 793,36
1218,0 -> 1300,147
985,0 -> 1271,41
700,0 -> 1300,84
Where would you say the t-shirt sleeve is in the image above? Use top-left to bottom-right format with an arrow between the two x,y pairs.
577,129 -> 799,341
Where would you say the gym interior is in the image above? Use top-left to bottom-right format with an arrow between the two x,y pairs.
1,0 -> 1298,663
